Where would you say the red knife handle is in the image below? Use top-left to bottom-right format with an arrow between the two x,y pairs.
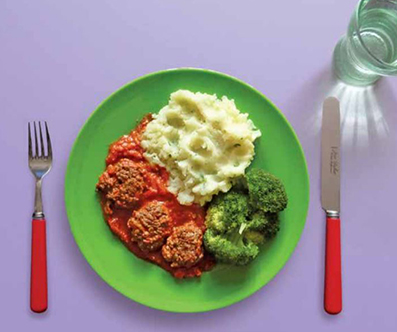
30,219 -> 48,313
324,216 -> 342,315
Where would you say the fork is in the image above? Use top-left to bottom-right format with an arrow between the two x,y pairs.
28,121 -> 52,313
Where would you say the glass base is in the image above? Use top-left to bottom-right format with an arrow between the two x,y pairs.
333,37 -> 381,86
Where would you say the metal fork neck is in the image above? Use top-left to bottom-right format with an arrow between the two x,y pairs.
33,179 -> 45,219
32,212 -> 45,219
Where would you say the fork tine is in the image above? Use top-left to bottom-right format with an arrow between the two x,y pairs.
33,122 -> 39,157
39,122 -> 45,157
28,123 -> 33,159
45,122 -> 52,159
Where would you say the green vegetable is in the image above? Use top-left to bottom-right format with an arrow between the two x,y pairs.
247,211 -> 280,239
205,190 -> 249,233
203,168 -> 287,266
204,229 -> 259,265
244,230 -> 265,245
246,169 -> 288,213
204,190 -> 259,265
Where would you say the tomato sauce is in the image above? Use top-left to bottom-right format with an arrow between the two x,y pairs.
99,115 -> 215,278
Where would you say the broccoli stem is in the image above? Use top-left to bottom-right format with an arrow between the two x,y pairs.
239,223 -> 247,234
227,222 -> 248,246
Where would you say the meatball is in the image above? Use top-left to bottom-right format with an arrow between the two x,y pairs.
162,222 -> 204,268
128,201 -> 172,252
96,159 -> 146,213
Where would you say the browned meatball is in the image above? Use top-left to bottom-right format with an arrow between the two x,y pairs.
127,201 -> 172,252
96,159 -> 146,213
162,222 -> 204,268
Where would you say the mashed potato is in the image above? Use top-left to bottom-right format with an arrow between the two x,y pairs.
141,90 -> 261,205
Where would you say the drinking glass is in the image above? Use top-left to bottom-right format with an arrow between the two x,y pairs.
333,0 -> 397,86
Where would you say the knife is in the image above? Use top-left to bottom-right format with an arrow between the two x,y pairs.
321,97 -> 342,315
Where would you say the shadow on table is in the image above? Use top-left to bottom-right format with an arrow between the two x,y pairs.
293,68 -> 397,156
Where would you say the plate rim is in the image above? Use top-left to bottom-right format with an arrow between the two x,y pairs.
64,67 -> 310,313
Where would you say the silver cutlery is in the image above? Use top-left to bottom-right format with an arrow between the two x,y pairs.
321,97 -> 342,315
28,121 -> 52,313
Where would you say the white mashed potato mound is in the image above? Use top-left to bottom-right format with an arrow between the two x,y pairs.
141,90 -> 261,205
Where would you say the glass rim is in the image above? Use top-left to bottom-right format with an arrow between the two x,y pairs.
354,0 -> 397,71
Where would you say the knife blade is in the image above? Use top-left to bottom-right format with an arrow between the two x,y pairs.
321,97 -> 341,213
321,97 -> 342,315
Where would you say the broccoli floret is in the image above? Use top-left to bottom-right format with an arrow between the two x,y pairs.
204,169 -> 287,266
205,198 -> 225,233
244,230 -> 265,245
204,190 -> 258,265
205,190 -> 249,233
244,211 -> 279,244
204,228 -> 259,265
247,211 -> 280,239
246,169 -> 288,213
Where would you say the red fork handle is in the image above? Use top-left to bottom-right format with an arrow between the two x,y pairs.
324,217 -> 342,315
30,219 -> 48,313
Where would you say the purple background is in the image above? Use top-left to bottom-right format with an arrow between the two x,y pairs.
1,0 -> 396,331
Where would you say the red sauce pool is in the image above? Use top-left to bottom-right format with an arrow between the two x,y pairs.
99,115 -> 215,278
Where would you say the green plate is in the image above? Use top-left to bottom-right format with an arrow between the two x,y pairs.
65,68 -> 309,312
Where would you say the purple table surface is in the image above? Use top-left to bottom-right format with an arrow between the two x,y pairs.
1,0 -> 397,331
